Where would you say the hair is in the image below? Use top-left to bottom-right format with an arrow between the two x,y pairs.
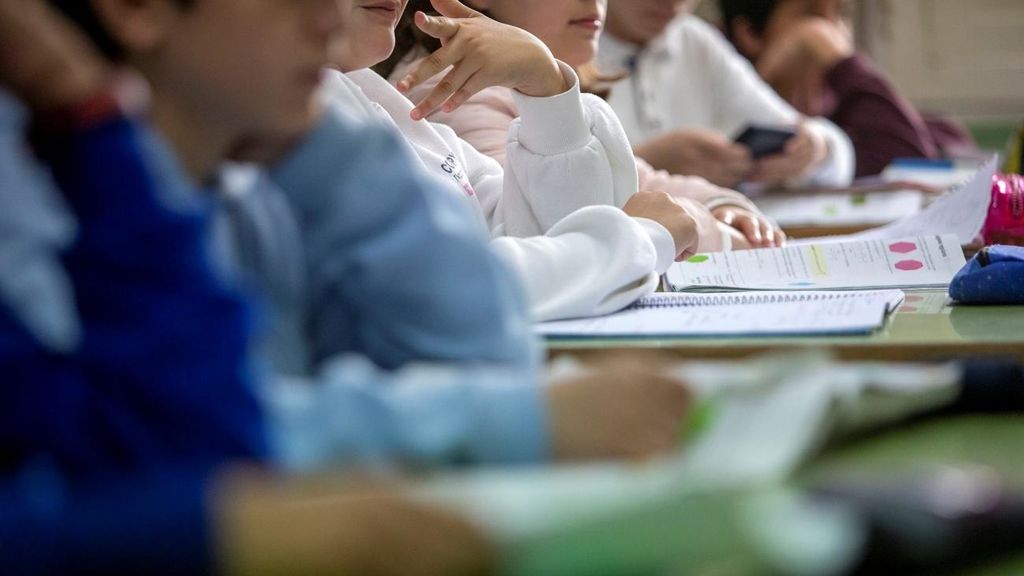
373,0 -> 443,80
47,0 -> 195,61
373,0 -> 621,99
718,0 -> 778,41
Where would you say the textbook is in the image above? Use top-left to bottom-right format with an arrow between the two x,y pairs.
665,235 -> 965,292
537,290 -> 904,338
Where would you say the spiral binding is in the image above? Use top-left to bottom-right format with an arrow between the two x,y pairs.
632,291 -> 863,309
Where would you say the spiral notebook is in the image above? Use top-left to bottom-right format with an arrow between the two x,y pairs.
537,290 -> 904,339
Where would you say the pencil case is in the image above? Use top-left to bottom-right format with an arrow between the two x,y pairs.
981,173 -> 1024,246
949,245 -> 1024,304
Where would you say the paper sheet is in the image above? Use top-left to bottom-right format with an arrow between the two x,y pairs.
757,190 -> 925,227
810,156 -> 998,244
665,235 -> 966,292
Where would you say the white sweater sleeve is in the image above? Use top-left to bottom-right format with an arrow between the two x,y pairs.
490,205 -> 673,322
686,18 -> 854,187
503,62 -> 640,237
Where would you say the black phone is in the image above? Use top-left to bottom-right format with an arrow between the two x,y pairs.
734,125 -> 797,159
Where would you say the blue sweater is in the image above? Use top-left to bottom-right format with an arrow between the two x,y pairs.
0,110 -> 267,486
0,99 -> 265,573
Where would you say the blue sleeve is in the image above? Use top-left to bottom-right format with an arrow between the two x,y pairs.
269,111 -> 538,372
0,114 -> 267,482
259,113 -> 549,467
261,354 -> 549,470
0,465 -> 213,576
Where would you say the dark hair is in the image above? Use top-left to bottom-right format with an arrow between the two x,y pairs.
373,0 -> 443,80
718,0 -> 778,41
47,0 -> 195,61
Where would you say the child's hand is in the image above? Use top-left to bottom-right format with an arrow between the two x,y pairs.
749,123 -> 828,185
712,205 -> 784,248
397,0 -> 568,121
634,128 -> 754,187
546,365 -> 692,461
623,191 -> 701,261
0,0 -> 108,112
217,472 -> 495,576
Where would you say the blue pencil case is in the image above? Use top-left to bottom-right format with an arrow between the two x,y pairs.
949,245 -> 1024,304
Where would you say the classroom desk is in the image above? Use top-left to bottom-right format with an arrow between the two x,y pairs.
801,415 -> 1024,576
546,290 -> 1024,363
499,415 -> 1024,576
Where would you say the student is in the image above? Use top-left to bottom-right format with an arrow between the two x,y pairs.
328,0 -> 707,321
0,5 -> 496,574
386,0 -> 784,249
592,0 -> 854,188
719,0 -> 977,177
43,0 -> 693,471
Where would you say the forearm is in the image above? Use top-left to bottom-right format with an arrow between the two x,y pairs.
260,355 -> 547,470
504,66 -> 639,234
491,205 -> 668,321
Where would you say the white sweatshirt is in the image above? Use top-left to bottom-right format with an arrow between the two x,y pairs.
597,15 -> 855,187
321,68 -> 676,322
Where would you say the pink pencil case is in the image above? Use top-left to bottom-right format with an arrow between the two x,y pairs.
982,174 -> 1024,246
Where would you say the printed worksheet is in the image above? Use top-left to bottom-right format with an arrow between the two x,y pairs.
665,234 -> 966,292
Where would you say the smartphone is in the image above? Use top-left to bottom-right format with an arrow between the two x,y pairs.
734,125 -> 797,159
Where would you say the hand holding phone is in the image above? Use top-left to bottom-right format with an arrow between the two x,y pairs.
733,125 -> 797,159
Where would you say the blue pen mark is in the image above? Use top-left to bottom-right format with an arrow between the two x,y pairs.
790,281 -> 816,287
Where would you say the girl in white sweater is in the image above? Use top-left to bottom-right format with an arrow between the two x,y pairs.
328,0 -> 714,322
386,0 -> 784,249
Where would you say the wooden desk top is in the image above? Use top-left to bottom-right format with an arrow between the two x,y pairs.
546,290 -> 1024,362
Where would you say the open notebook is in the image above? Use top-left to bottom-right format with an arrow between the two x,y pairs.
665,235 -> 965,292
537,290 -> 905,339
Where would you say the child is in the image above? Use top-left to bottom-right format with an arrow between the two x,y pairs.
719,0 -> 976,177
386,0 -> 784,248
328,0 -> 708,321
45,0 -> 694,471
592,0 -> 854,188
0,4 -> 495,573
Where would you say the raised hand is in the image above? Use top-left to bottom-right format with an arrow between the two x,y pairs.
396,0 -> 568,120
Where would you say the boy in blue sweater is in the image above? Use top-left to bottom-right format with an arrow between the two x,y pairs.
40,0 -> 696,470
0,3 -> 492,573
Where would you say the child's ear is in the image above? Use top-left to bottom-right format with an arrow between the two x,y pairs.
90,0 -> 181,53
731,16 -> 766,61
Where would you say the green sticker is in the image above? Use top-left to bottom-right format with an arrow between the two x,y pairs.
680,397 -> 718,444
686,254 -> 710,263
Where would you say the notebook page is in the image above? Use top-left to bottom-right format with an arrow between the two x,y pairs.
665,235 -> 965,292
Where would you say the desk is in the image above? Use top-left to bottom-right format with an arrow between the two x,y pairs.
802,415 -> 1024,576
497,415 -> 1024,576
547,290 -> 1024,362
